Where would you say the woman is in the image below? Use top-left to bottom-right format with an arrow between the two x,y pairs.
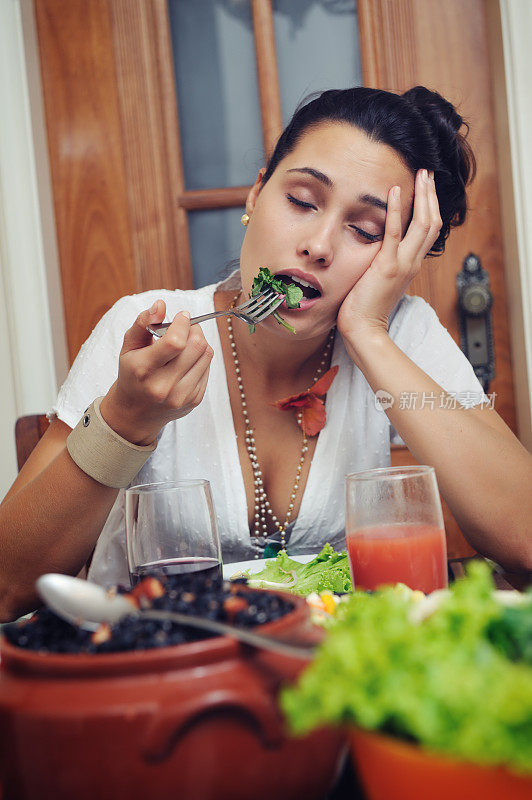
1,86 -> 530,620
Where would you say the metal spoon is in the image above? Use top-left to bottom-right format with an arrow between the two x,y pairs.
36,574 -> 314,660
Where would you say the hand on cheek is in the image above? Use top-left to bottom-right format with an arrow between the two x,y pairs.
337,169 -> 442,345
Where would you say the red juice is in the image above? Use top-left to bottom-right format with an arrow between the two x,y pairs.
346,523 -> 448,593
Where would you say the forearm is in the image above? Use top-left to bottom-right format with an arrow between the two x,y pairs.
345,331 -> 532,570
0,448 -> 118,620
0,304 -> 215,622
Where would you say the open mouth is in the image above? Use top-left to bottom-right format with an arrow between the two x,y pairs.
275,273 -> 322,300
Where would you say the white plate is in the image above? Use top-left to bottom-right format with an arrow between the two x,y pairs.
222,553 -> 316,581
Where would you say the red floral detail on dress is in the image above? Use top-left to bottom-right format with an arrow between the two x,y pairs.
272,366 -> 339,436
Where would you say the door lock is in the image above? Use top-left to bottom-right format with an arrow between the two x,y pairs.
456,253 -> 494,393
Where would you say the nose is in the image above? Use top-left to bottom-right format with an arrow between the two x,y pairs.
297,220 -> 334,267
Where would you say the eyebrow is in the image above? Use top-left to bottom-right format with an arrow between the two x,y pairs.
359,193 -> 388,213
286,167 -> 332,187
285,167 -> 387,212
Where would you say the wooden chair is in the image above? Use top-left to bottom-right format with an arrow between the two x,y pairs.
15,414 -> 49,471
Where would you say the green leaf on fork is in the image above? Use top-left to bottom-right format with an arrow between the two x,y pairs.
249,267 -> 303,334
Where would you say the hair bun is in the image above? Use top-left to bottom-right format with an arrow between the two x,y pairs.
402,86 -> 476,248
403,85 -> 464,134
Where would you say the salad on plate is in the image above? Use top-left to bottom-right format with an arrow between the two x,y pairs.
228,544 -> 353,621
231,544 -> 351,595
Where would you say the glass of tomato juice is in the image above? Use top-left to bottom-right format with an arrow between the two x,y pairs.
346,466 -> 448,593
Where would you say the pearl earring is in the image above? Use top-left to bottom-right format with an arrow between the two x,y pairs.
241,213 -> 250,227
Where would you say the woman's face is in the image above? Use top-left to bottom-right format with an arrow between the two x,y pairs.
240,121 -> 415,338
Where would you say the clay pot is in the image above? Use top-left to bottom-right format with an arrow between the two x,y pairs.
0,590 -> 344,800
350,727 -> 532,800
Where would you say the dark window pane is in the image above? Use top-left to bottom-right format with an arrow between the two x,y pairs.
168,0 -> 263,190
188,207 -> 243,288
273,0 -> 362,125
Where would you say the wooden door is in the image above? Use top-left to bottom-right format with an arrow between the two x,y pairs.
34,0 -> 516,557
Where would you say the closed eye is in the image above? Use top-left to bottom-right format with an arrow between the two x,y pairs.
349,226 -> 383,243
287,193 -> 382,242
286,193 -> 316,210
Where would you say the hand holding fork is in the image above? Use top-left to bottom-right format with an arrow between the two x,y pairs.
146,289 -> 284,337
98,290 -> 284,447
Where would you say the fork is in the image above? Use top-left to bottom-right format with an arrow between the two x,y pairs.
146,289 -> 285,338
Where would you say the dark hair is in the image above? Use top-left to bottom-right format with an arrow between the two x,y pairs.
261,86 -> 476,255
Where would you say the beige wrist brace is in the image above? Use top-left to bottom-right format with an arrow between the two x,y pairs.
66,397 -> 157,489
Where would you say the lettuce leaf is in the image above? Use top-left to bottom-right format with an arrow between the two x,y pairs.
245,544 -> 352,596
487,593 -> 532,664
282,562 -> 532,774
249,267 -> 303,334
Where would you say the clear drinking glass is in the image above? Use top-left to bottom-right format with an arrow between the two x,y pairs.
125,480 -> 222,586
345,466 -> 448,593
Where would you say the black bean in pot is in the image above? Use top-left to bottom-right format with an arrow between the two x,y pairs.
3,574 -> 294,655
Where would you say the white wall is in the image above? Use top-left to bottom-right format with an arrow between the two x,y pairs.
0,0 -> 67,500
495,0 -> 532,449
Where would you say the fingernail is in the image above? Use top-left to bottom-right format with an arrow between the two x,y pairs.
393,186 -> 400,199
422,169 -> 429,182
149,301 -> 158,314
182,310 -> 191,319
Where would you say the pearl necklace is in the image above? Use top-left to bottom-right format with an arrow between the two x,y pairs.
227,293 -> 335,558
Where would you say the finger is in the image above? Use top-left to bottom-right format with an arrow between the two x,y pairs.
148,311 -> 196,369
400,169 -> 431,262
423,171 -> 443,253
166,345 -> 214,409
177,360 -> 212,413
122,300 -> 166,354
378,185 -> 403,262
189,356 -> 213,405
155,326 -> 211,381
138,339 -> 213,409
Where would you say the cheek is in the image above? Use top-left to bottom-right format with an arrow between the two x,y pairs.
239,206 -> 282,292
239,232 -> 260,296
337,244 -> 381,293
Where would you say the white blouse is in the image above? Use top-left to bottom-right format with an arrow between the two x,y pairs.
51,273 -> 488,587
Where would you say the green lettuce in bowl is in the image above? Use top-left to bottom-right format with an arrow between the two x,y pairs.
281,562 -> 532,775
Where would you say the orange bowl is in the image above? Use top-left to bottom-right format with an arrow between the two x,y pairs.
350,727 -> 532,800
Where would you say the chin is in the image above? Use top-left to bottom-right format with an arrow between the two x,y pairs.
267,315 -> 336,342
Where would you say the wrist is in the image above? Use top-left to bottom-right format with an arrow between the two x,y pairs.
66,397 -> 157,489
341,324 -> 391,370
100,385 -> 159,447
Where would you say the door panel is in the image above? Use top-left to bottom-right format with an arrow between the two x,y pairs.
35,0 -> 135,362
34,0 -> 191,362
